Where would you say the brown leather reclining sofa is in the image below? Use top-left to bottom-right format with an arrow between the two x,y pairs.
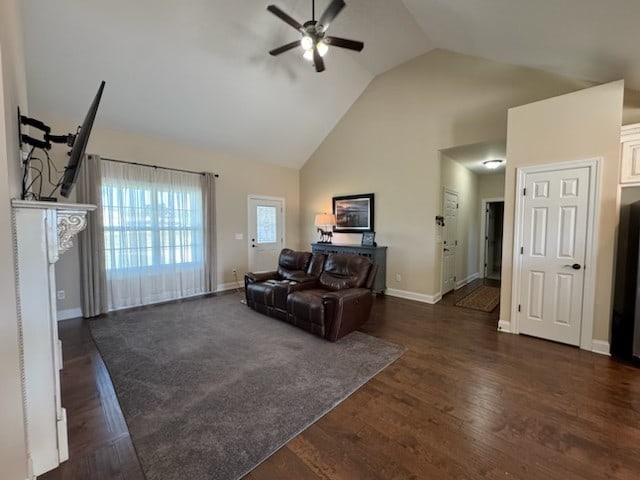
244,248 -> 377,341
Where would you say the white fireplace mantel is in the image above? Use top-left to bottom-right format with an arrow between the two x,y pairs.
11,199 -> 96,476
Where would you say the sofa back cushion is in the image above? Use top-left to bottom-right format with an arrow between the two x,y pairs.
277,249 -> 312,280
319,254 -> 372,291
307,252 -> 327,277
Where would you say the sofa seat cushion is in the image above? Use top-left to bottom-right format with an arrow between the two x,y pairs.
287,289 -> 327,326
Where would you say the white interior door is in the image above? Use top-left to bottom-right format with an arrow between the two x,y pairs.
442,189 -> 458,294
518,166 -> 591,346
248,196 -> 284,273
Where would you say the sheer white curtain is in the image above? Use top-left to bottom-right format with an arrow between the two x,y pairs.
100,160 -> 206,310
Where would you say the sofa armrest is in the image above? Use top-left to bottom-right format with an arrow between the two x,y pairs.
245,271 -> 278,285
321,288 -> 373,341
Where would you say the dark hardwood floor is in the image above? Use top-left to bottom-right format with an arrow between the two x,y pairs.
43,284 -> 640,480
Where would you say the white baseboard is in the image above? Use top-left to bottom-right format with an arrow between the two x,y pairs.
57,307 -> 82,322
216,281 -> 243,293
455,272 -> 479,290
386,288 -> 442,304
591,340 -> 611,356
497,320 -> 512,333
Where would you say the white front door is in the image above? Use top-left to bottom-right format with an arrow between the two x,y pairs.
442,189 -> 458,294
248,196 -> 284,273
518,166 -> 591,346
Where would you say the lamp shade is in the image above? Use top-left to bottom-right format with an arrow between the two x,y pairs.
314,213 -> 336,227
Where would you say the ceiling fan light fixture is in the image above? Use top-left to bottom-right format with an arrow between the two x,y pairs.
268,1 -> 361,72
317,40 -> 328,57
301,35 -> 313,51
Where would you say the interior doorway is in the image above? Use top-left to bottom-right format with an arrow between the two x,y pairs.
481,199 -> 504,280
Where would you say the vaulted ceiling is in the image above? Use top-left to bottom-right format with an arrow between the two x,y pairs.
22,0 -> 640,169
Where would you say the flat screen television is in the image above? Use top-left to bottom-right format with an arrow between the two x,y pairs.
60,80 -> 105,198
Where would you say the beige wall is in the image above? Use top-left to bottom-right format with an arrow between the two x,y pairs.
36,121 -> 300,313
441,154 -> 479,285
478,173 -> 505,200
500,81 -> 624,343
0,0 -> 29,478
300,49 -> 592,297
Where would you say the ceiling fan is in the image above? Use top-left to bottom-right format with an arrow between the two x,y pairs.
267,0 -> 364,72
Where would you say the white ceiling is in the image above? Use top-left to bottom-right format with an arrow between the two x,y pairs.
22,0 -> 640,169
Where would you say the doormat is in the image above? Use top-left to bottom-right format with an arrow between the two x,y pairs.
455,285 -> 500,312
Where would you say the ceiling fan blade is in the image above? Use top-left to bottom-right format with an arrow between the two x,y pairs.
267,5 -> 305,33
324,36 -> 364,51
313,46 -> 325,73
269,41 -> 301,56
318,0 -> 345,33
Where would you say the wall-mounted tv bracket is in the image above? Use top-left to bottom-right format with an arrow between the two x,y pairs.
18,107 -> 76,152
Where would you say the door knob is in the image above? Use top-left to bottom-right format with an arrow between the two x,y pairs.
563,263 -> 581,270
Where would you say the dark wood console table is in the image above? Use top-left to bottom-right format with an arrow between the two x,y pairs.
311,243 -> 387,294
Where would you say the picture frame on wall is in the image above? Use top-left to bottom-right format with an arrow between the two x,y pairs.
332,193 -> 375,233
361,231 -> 376,246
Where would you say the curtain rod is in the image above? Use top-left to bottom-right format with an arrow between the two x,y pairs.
98,156 -> 219,178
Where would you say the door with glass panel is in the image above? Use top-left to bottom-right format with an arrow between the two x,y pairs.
248,196 -> 284,272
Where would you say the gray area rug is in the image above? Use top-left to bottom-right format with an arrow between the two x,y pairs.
89,293 -> 405,480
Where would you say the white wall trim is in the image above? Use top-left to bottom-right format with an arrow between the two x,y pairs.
479,197 -> 504,278
454,272 -> 479,290
386,288 -> 442,304
216,281 -> 243,293
56,308 -> 82,322
510,158 -> 601,351
497,320 -> 512,333
591,340 -> 611,356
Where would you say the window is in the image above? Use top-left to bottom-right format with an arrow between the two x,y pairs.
99,160 -> 207,310
102,184 -> 203,271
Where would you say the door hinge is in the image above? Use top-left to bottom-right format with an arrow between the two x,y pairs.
520,246 -> 524,254
455,240 -> 458,246
454,276 -> 457,281
456,203 -> 459,209
518,304 -> 521,312
523,188 -> 527,196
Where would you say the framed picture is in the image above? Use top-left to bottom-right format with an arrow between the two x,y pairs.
332,193 -> 375,233
361,231 -> 376,246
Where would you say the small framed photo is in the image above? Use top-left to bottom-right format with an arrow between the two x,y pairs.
361,231 -> 376,246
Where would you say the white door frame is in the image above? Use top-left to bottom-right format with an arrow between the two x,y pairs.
479,197 -> 504,279
510,158 -> 601,350
247,195 -> 286,272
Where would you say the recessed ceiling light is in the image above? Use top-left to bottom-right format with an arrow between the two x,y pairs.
483,159 -> 504,170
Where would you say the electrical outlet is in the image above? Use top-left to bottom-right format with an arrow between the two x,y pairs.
56,290 -> 65,300
395,274 -> 402,282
